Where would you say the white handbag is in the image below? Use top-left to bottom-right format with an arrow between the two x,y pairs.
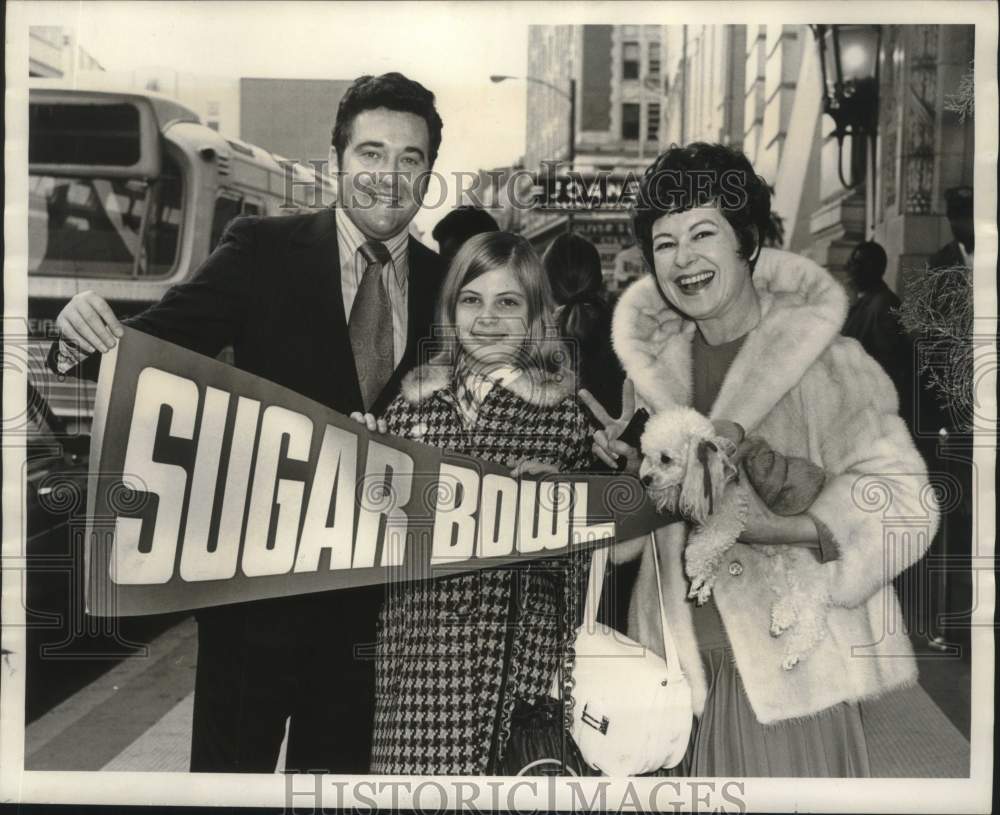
550,533 -> 693,776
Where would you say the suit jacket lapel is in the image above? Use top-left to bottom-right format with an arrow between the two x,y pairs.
403,236 -> 439,366
289,208 -> 364,411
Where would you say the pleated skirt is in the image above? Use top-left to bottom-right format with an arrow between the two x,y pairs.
662,646 -> 872,777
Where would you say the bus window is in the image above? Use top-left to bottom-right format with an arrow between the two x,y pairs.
29,176 -> 143,277
141,154 -> 183,277
210,192 -> 242,251
28,152 -> 184,279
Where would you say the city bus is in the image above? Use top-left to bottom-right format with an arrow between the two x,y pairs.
26,84 -> 338,436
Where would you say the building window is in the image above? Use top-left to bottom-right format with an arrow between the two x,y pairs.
648,42 -> 661,80
622,103 -> 640,140
647,103 -> 661,141
623,42 -> 640,80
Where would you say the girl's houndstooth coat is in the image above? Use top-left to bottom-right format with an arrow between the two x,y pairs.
369,359 -> 592,775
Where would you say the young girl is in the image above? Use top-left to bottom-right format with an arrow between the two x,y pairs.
358,231 -> 594,776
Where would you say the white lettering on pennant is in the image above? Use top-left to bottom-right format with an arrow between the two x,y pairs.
570,482 -> 615,548
518,480 -> 571,554
476,473 -> 518,558
295,425 -> 359,572
179,387 -> 233,581
111,368 -> 198,585
352,441 -> 414,568
242,405 -> 312,577
208,397 -> 261,578
430,463 -> 481,565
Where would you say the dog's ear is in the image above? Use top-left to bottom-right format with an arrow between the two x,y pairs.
679,436 -> 738,524
679,438 -> 710,524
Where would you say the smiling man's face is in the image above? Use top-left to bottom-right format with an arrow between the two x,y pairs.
337,107 -> 431,240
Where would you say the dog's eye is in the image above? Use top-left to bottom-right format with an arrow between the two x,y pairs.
660,453 -> 672,465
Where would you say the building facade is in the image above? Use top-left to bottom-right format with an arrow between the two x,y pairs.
664,24 -> 975,293
239,78 -> 353,167
523,24 -> 670,294
29,26 -> 104,80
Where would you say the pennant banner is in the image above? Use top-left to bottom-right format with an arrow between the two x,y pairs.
85,328 -> 667,616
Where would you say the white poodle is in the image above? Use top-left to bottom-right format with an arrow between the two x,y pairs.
638,406 -> 831,670
638,407 -> 747,605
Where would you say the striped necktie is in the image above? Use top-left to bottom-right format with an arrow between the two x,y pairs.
349,240 -> 394,411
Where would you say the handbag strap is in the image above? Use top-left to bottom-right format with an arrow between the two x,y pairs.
582,545 -> 609,629
583,533 -> 684,683
647,530 -> 685,683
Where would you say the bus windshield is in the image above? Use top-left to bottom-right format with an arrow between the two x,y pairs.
28,154 -> 183,279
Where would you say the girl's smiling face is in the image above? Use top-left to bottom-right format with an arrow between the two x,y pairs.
454,265 -> 530,366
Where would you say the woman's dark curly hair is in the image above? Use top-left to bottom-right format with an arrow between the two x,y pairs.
632,142 -> 772,271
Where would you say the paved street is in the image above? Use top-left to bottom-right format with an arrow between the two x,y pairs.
23,615 -> 971,776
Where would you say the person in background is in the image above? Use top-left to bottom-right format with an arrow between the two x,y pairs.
47,72 -> 445,774
841,240 -> 911,402
543,232 -> 625,419
431,205 -> 500,267
930,185 -> 974,269
354,231 -> 594,776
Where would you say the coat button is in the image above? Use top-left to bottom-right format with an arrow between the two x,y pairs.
728,560 -> 744,576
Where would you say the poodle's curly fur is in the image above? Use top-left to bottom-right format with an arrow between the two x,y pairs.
640,406 -> 832,669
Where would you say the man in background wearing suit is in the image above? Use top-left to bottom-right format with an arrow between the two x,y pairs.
49,72 -> 445,773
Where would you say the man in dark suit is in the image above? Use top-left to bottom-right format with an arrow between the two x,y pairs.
48,72 -> 445,773
842,240 -> 909,391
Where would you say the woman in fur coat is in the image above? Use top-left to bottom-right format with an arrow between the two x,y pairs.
592,143 -> 937,776
356,231 -> 594,776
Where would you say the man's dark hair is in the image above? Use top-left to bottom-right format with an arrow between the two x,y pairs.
332,72 -> 444,166
431,206 -> 500,250
847,240 -> 889,292
632,142 -> 772,271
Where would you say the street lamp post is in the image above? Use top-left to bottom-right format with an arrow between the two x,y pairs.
491,73 -> 576,170
491,73 -> 577,233
810,24 -> 883,232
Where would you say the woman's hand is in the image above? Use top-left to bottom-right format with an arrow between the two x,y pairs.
736,471 -> 819,548
349,412 -> 387,434
579,379 -> 641,474
510,458 -> 559,478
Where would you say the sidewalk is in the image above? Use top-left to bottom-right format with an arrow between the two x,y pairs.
24,616 -> 970,776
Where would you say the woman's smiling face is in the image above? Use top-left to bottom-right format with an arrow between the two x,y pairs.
650,205 -> 754,323
454,266 -> 530,366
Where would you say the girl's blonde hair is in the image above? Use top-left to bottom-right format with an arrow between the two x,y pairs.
434,231 -> 562,373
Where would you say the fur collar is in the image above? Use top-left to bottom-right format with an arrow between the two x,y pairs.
611,248 -> 848,431
399,358 -> 577,408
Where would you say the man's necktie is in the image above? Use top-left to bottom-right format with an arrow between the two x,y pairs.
349,240 -> 394,411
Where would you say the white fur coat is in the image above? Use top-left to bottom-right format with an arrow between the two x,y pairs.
612,248 -> 938,724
